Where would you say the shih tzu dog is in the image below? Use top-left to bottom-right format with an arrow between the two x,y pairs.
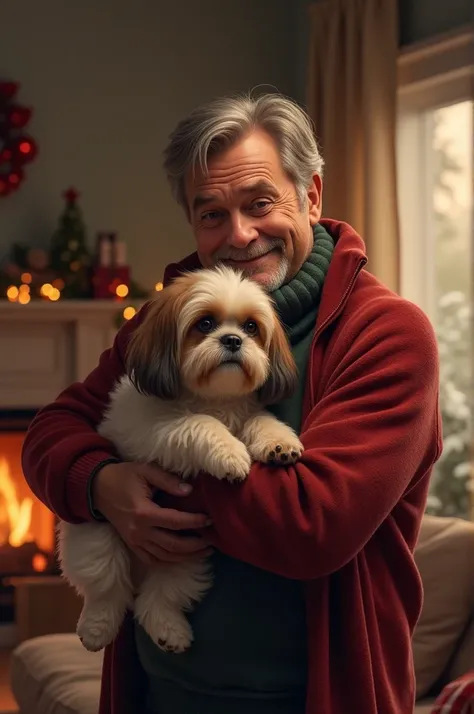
57,265 -> 304,654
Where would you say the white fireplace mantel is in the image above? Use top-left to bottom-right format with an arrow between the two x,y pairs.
0,300 -> 129,409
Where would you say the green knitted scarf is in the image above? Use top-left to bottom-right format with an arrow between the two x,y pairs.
271,223 -> 335,343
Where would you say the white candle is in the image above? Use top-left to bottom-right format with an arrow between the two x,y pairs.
99,238 -> 112,267
114,240 -> 127,266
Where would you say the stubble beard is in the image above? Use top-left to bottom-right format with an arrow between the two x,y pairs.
240,256 -> 290,292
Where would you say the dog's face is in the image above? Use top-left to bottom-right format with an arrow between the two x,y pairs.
126,266 -> 297,403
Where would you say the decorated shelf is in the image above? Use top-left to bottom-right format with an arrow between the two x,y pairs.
0,187 -> 155,327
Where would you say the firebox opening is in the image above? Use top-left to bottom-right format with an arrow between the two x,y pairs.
0,411 -> 56,576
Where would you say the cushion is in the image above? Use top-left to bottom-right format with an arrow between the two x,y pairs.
431,672 -> 474,713
10,633 -> 103,714
413,516 -> 474,699
448,616 -> 474,683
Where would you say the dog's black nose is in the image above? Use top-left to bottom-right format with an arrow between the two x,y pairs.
220,334 -> 242,353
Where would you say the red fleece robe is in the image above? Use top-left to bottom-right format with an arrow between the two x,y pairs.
22,219 -> 442,714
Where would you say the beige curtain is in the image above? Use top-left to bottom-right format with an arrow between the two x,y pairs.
308,0 -> 400,292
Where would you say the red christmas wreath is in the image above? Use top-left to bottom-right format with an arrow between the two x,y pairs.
0,81 -> 38,197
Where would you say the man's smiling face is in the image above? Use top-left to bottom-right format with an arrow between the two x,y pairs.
185,129 -> 322,292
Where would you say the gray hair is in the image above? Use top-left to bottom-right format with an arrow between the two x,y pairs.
163,91 -> 324,213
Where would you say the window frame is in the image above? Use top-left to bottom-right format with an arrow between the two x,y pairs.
397,26 -> 474,318
397,27 -> 474,521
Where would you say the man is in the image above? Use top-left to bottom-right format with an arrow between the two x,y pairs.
22,93 -> 441,714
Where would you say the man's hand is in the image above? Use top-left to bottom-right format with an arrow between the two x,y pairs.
92,462 -> 213,564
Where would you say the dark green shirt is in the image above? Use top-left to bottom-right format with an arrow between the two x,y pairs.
136,225 -> 335,714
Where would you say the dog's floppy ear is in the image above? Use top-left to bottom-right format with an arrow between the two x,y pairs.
126,281 -> 187,400
259,316 -> 298,405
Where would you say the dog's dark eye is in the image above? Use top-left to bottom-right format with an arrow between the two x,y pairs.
196,316 -> 216,333
243,320 -> 258,336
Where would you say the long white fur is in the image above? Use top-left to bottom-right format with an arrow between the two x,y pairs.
57,266 -> 303,654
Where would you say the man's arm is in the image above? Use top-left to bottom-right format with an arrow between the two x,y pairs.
193,300 -> 442,580
21,306 -> 150,523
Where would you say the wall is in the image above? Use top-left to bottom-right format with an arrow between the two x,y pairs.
0,0 -> 294,291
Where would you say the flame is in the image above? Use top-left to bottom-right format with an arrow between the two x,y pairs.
0,456 -> 33,547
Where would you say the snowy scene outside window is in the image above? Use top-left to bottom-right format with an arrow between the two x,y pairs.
428,101 -> 473,518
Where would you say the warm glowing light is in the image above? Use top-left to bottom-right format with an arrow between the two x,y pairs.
52,278 -> 65,290
32,553 -> 48,572
155,282 -> 163,292
115,283 -> 129,298
40,283 -> 53,297
6,285 -> 19,301
49,287 -> 60,301
18,292 -> 30,305
19,283 -> 30,293
21,272 -> 32,284
0,457 -> 33,548
123,306 -> 136,320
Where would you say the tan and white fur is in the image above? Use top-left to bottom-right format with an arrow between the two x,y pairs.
57,266 -> 303,654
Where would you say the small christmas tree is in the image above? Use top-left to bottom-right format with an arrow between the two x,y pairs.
49,188 -> 92,298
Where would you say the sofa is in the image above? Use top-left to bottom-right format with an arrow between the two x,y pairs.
10,514 -> 474,714
412,514 -> 474,711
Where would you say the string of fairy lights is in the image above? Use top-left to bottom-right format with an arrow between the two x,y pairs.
4,273 -> 164,322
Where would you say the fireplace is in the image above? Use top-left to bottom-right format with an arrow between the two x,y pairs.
0,410 -> 58,631
0,300 -> 122,643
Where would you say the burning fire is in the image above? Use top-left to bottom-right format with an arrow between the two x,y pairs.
0,456 -> 34,548
0,434 -> 54,573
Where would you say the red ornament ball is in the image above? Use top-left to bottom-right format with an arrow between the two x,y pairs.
8,168 -> 24,191
6,104 -> 32,128
11,135 -> 38,164
0,147 -> 12,163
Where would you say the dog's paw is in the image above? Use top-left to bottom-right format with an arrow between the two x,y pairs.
249,435 -> 304,466
146,616 -> 193,654
77,607 -> 120,652
208,439 -> 251,482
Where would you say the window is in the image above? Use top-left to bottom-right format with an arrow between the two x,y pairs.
397,29 -> 474,519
